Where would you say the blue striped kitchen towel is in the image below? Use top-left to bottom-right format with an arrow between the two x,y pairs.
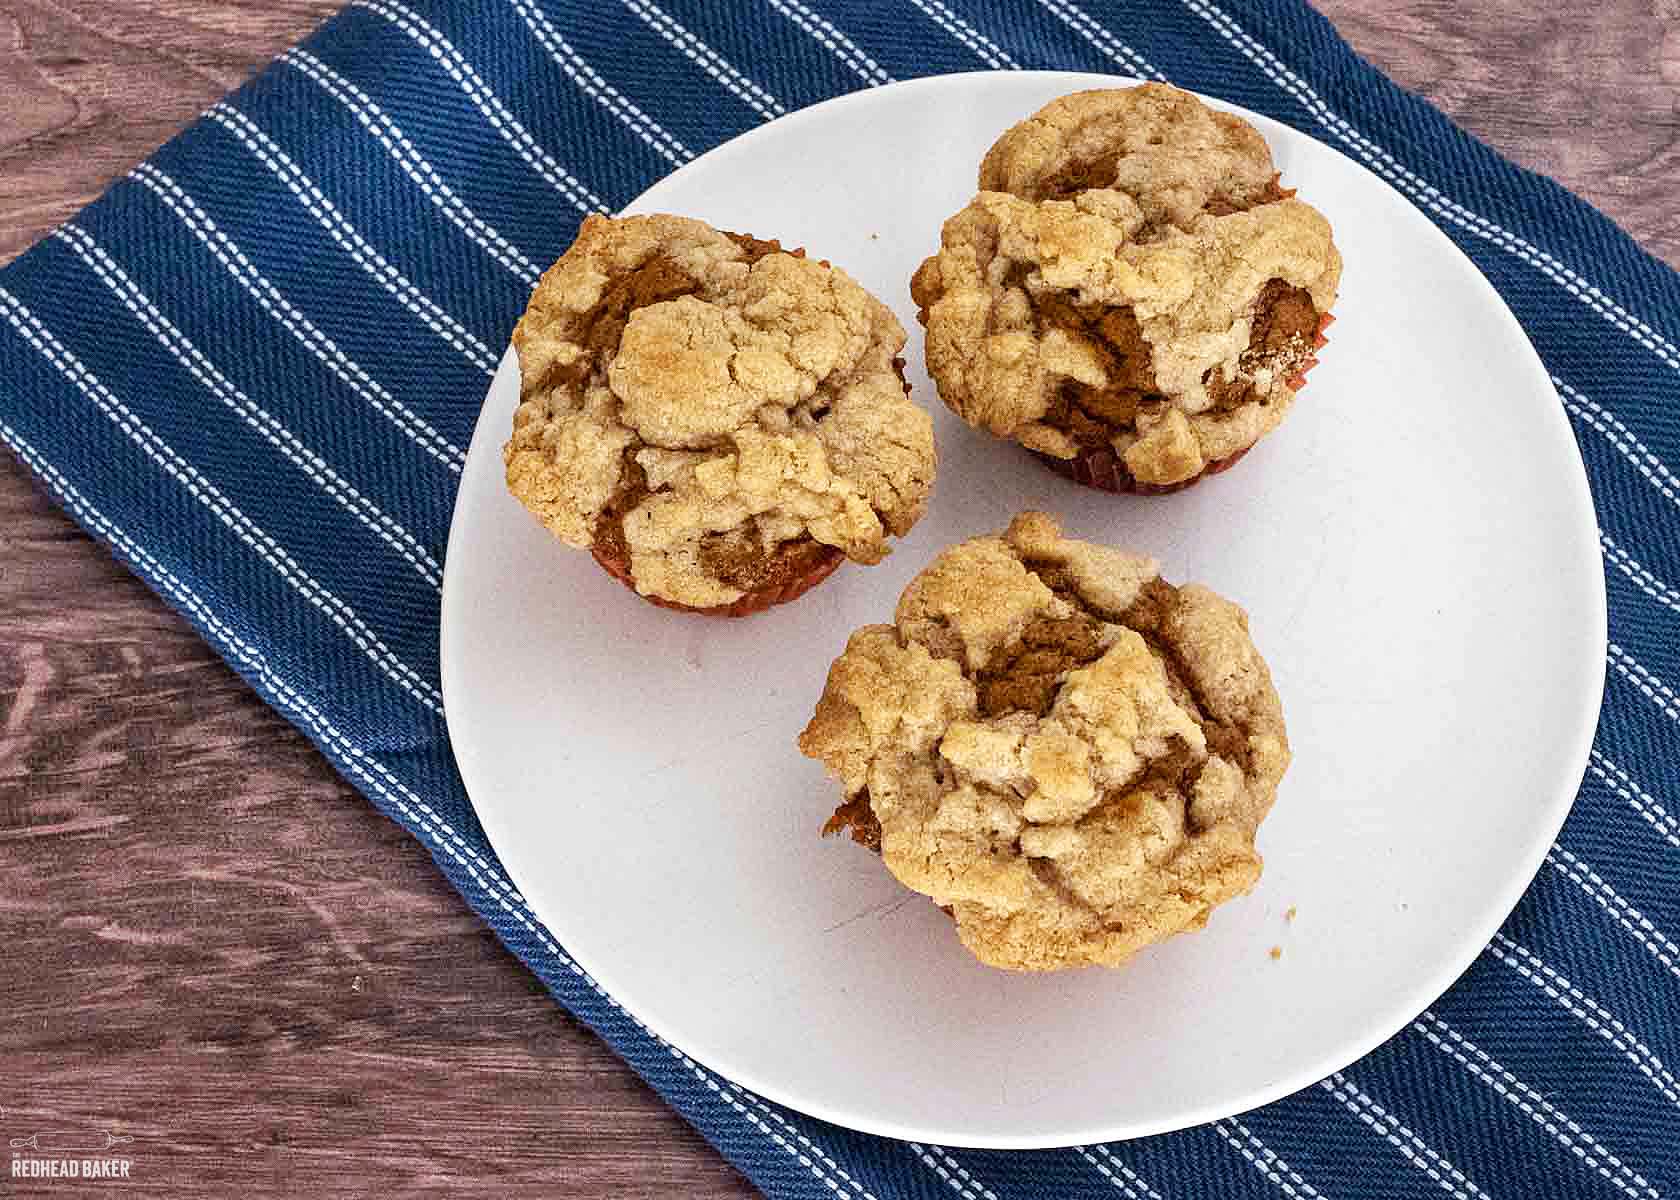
2,2 -> 1676,1196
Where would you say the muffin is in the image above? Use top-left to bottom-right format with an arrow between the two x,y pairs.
911,84 -> 1340,494
506,214 -> 937,615
799,512 -> 1289,971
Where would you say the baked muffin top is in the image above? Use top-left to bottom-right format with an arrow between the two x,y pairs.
506,214 -> 936,609
914,84 -> 1341,487
911,185 -> 1339,485
978,83 -> 1283,232
800,512 -> 1290,971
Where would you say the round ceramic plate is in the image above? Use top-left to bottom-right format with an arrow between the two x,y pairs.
440,72 -> 1605,1148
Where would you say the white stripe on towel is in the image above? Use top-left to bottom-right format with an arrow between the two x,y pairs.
129,163 -> 467,473
507,0 -> 693,164
1415,1011 -> 1661,1200
204,103 -> 497,375
0,289 -> 445,712
352,0 -> 610,215
54,223 -> 444,592
283,47 -> 542,286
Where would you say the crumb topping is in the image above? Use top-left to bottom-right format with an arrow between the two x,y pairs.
912,188 -> 1339,485
978,84 -> 1286,233
800,512 -> 1290,971
506,214 -> 936,607
915,84 -> 1341,486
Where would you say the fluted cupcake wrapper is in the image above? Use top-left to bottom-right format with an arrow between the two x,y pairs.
1033,443 -> 1254,496
589,541 -> 846,618
1284,310 -> 1334,391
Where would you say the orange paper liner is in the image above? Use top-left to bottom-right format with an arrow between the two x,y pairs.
590,540 -> 845,618
1033,443 -> 1254,496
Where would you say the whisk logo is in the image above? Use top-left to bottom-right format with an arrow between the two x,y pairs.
8,1111 -> 136,1182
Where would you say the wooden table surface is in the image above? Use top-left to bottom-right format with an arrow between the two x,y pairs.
1,2 -> 1674,1195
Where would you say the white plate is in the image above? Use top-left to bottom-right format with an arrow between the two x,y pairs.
440,72 -> 1605,1148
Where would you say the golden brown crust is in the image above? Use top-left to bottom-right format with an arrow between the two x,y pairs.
913,189 -> 1339,485
505,214 -> 936,608
978,84 -> 1283,232
917,85 -> 1342,488
799,512 -> 1290,972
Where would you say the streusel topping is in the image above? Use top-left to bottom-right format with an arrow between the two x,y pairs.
911,188 -> 1338,484
507,214 -> 935,608
978,84 -> 1285,232
800,512 -> 1289,971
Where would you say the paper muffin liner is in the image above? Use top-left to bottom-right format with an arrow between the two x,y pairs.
1033,442 -> 1254,496
1035,311 -> 1333,496
589,540 -> 846,618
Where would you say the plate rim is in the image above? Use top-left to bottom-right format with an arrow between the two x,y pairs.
441,69 -> 1608,1148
